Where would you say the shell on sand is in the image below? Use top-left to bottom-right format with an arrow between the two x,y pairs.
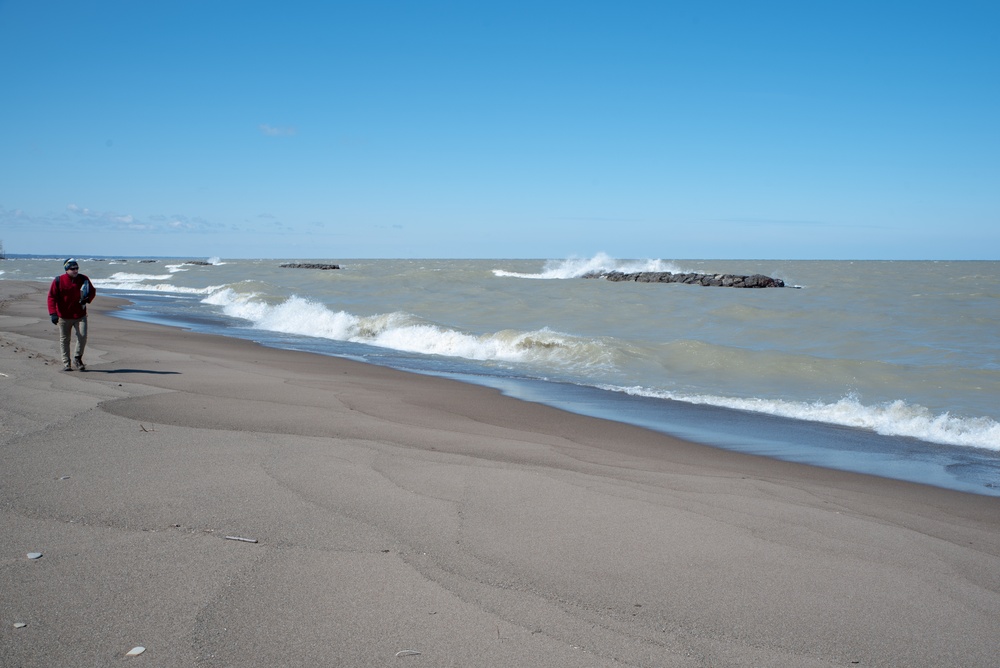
125,646 -> 146,657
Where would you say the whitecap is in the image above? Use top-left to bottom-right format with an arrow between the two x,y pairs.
201,292 -> 615,369
602,386 -> 1000,451
493,252 -> 688,279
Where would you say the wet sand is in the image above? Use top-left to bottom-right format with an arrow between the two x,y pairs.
2,279 -> 999,667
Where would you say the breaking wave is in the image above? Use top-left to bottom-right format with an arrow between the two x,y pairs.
94,272 -> 224,295
201,289 -> 617,370
493,253 -> 688,279
603,385 -> 1000,451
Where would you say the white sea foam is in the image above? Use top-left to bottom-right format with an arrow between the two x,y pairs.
494,253 -> 688,279
603,385 -> 1000,451
103,272 -> 174,282
165,257 -> 224,272
95,272 -> 224,295
203,291 -> 614,368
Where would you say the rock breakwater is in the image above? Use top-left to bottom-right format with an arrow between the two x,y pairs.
584,271 -> 784,288
279,263 -> 341,270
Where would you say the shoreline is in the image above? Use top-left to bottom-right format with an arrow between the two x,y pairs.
3,279 -> 1000,666
108,278 -> 1000,497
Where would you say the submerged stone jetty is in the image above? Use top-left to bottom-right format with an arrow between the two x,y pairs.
584,270 -> 785,288
280,263 -> 341,270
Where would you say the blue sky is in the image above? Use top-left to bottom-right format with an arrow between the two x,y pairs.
1,1 -> 997,259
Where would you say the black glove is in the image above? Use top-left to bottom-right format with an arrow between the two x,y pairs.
50,314 -> 59,324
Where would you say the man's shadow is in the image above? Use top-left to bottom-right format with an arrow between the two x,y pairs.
87,369 -> 181,375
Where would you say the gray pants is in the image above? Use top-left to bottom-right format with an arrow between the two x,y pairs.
58,316 -> 88,366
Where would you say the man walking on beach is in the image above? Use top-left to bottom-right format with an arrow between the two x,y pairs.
47,258 -> 96,371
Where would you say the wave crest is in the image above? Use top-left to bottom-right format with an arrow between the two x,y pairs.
95,273 -> 225,294
201,291 -> 615,369
493,253 -> 688,279
604,386 -> 1000,451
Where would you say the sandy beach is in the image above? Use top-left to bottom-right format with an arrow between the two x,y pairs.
2,278 -> 999,667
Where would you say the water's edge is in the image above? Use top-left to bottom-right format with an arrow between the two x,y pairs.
110,300 -> 1000,498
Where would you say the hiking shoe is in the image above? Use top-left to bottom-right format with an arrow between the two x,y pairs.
74,357 -> 86,371
63,363 -> 73,371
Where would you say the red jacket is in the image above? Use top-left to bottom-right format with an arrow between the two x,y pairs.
48,273 -> 96,320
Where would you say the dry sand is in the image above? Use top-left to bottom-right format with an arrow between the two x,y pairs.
2,279 -> 999,667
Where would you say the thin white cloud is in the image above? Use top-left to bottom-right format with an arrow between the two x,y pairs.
717,217 -> 888,230
68,206 -> 222,234
0,206 -> 51,229
259,123 -> 297,137
717,217 -> 829,227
